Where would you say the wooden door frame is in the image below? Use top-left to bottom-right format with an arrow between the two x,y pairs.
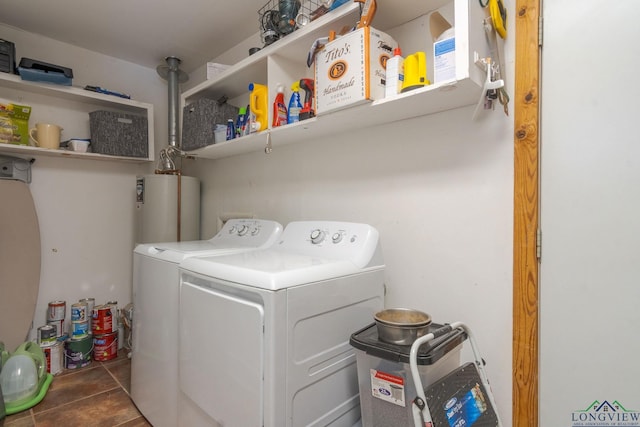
513,0 -> 540,425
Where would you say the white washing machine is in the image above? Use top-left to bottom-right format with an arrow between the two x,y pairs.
131,219 -> 283,427
178,221 -> 385,427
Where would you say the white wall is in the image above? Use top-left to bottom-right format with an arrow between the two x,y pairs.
184,99 -> 514,420
540,1 -> 640,424
0,23 -> 166,341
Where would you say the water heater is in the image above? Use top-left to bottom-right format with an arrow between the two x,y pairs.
136,174 -> 200,243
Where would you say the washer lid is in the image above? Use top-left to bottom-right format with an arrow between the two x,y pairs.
134,240 -> 247,263
181,248 -> 380,290
134,219 -> 283,263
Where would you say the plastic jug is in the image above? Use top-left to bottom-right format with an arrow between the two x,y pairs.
248,83 -> 268,132
0,342 -> 46,407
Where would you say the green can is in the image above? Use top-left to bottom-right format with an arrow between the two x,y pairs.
65,336 -> 92,369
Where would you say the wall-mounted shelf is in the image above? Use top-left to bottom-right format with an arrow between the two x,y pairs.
182,0 -> 492,160
0,72 -> 154,162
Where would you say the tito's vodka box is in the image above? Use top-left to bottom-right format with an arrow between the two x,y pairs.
315,27 -> 396,115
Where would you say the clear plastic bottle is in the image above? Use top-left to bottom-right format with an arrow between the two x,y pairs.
278,0 -> 301,35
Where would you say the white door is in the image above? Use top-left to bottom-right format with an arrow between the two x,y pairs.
540,1 -> 640,424
179,280 -> 265,426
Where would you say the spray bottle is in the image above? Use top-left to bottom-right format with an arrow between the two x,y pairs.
272,84 -> 288,127
287,81 -> 302,124
248,83 -> 268,133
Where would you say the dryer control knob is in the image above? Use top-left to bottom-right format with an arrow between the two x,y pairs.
251,227 -> 260,236
237,225 -> 249,236
332,232 -> 343,244
310,229 -> 325,244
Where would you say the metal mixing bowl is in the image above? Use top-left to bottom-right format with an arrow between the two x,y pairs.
374,308 -> 432,345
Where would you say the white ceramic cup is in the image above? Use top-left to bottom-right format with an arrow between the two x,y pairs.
29,123 -> 63,149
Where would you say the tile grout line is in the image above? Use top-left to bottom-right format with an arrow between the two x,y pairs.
112,415 -> 147,427
101,358 -> 131,396
32,384 -> 122,419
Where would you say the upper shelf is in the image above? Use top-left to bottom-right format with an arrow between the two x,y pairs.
0,72 -> 151,114
182,0 -> 495,160
185,77 -> 481,159
183,0 -> 455,104
0,72 -> 155,162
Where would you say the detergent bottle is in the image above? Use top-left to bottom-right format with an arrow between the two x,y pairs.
248,83 -> 268,133
287,81 -> 302,124
272,84 -> 288,127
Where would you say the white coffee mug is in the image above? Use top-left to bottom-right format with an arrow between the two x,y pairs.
30,123 -> 63,149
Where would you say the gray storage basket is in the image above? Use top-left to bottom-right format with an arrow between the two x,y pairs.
89,111 -> 149,158
182,98 -> 239,151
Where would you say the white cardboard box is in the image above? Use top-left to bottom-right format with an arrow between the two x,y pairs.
206,62 -> 231,80
315,27 -> 396,115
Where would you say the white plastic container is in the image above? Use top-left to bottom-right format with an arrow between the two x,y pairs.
431,10 -> 456,84
213,124 -> 227,143
385,47 -> 404,98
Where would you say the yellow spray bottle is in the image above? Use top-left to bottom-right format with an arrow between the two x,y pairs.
248,83 -> 268,132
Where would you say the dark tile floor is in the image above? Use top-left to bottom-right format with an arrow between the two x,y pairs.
4,351 -> 150,427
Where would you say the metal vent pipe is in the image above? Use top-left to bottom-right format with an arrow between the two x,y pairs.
157,56 -> 188,147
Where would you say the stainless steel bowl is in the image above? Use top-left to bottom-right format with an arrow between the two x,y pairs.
374,308 -> 432,345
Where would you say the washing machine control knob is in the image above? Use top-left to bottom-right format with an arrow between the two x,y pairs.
332,232 -> 343,244
251,227 -> 260,236
237,225 -> 249,236
310,229 -> 325,244
228,225 -> 237,234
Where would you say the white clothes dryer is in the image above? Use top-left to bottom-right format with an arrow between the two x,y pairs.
131,219 -> 283,427
178,221 -> 385,427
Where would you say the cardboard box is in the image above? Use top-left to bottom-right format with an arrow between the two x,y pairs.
315,27 -> 396,115
0,103 -> 32,145
206,62 -> 231,80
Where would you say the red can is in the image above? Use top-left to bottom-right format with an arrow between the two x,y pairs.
93,332 -> 118,361
92,304 -> 114,334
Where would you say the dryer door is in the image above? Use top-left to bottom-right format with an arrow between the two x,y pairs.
179,281 -> 264,426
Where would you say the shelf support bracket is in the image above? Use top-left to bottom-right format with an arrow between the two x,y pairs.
265,132 -> 273,154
